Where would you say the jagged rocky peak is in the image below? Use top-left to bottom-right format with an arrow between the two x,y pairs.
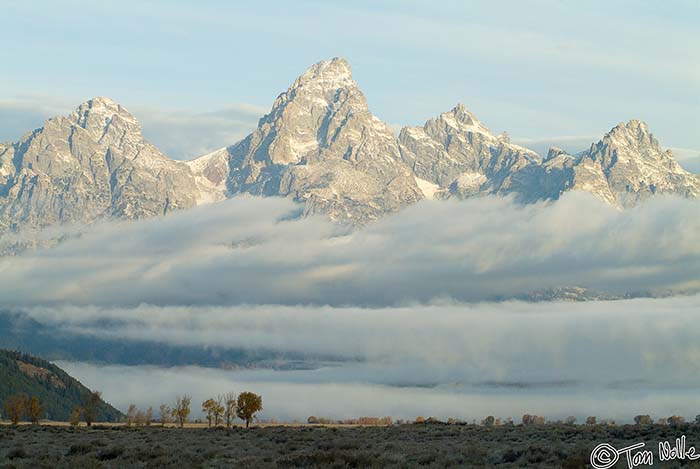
545,147 -> 569,161
592,119 -> 662,158
543,119 -> 700,207
70,96 -> 137,124
448,103 -> 484,127
292,56 -> 355,93
589,119 -> 690,173
247,57 -> 373,167
421,103 -> 496,138
223,57 -> 423,224
398,103 -> 540,199
0,97 -> 199,232
63,97 -> 140,144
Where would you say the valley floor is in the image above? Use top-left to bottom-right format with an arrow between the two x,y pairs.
1,422 -> 697,467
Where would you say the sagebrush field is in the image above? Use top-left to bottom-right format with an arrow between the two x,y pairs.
3,422 -> 699,468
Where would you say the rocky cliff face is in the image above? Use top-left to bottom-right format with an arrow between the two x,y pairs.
571,120 -> 699,206
0,97 -> 199,232
1,58 -> 698,234
534,121 -> 700,207
398,105 -> 699,207
197,57 -> 423,223
398,104 -> 541,200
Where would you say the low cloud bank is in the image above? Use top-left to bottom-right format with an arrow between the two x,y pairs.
59,361 -> 700,423
2,192 -> 697,421
1,192 -> 699,307
11,294 -> 700,386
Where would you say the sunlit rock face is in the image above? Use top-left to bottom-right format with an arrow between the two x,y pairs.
2,58 -> 698,233
0,97 -> 199,232
217,57 -> 423,224
398,103 -> 542,201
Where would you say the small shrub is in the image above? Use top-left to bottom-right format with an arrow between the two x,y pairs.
67,443 -> 93,455
482,416 -> 495,426
7,447 -> 28,459
97,446 -> 125,461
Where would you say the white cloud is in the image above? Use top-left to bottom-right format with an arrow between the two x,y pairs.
1,193 -> 699,307
62,360 -> 698,422
133,103 -> 265,160
512,135 -> 597,158
18,294 -> 700,386
0,190 -> 697,422
670,147 -> 700,174
34,292 -> 700,423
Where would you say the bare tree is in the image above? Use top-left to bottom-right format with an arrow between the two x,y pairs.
135,409 -> 146,426
213,395 -> 225,427
522,414 -> 545,425
223,392 -> 237,429
82,391 -> 102,427
146,406 -> 153,426
159,404 -> 172,427
126,404 -> 138,427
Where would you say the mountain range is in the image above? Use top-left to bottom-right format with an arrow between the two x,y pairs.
1,57 -> 698,231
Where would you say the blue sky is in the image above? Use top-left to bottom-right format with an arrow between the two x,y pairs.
1,0 -> 698,167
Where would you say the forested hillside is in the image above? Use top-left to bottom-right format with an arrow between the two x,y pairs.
0,349 -> 122,421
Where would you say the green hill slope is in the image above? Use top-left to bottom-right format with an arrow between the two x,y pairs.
0,349 -> 122,422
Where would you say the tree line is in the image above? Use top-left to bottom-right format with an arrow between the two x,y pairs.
5,390 -> 699,428
2,394 -> 42,425
124,392 -> 263,429
2,390 -> 102,426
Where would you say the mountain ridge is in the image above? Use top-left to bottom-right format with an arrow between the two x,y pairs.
1,57 -> 697,232
0,348 -> 122,421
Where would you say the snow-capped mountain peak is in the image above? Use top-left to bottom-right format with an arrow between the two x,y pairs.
1,58 -> 698,233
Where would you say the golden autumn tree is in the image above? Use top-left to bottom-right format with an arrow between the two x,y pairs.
172,395 -> 191,428
202,398 -> 216,428
69,407 -> 82,427
3,395 -> 26,425
26,396 -> 42,424
236,392 -> 262,428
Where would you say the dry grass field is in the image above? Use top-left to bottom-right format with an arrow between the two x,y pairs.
3,421 -> 700,467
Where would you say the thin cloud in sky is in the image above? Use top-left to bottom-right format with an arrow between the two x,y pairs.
2,0 -> 697,149
0,96 -> 265,160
